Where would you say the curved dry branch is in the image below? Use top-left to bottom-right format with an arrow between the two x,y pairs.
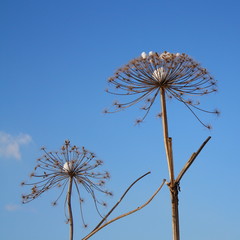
93,171 -> 151,231
82,178 -> 166,240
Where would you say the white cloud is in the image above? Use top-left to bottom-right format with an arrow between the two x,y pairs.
0,131 -> 32,160
5,204 -> 22,211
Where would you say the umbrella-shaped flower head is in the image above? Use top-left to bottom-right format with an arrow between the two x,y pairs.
106,51 -> 218,127
21,140 -> 112,227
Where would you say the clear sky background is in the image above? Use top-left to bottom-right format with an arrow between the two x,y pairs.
1,0 -> 240,239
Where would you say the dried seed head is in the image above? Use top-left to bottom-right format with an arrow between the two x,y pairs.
96,159 -> 103,165
65,140 -> 70,145
135,119 -> 143,125
206,124 -> 212,130
105,171 -> 110,179
106,51 -> 218,127
105,191 -> 113,196
21,140 -> 111,226
214,109 -> 220,116
98,180 -> 105,186
103,109 -> 108,115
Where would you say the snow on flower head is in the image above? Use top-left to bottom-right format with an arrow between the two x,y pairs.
63,161 -> 74,172
152,67 -> 167,81
141,52 -> 147,59
149,51 -> 154,56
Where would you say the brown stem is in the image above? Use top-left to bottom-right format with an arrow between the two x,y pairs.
160,88 -> 180,240
68,177 -> 74,240
93,172 -> 151,231
160,88 -> 175,184
169,184 -> 180,240
175,136 -> 211,184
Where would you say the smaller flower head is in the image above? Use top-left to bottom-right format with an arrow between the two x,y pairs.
21,140 -> 111,226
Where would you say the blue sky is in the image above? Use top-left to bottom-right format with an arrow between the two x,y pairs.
1,0 -> 240,239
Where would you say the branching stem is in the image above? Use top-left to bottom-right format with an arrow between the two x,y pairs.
82,179 -> 166,240
160,88 -> 211,240
160,88 -> 179,240
175,136 -> 211,184
93,171 -> 151,231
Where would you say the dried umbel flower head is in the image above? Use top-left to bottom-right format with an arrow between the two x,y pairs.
106,51 -> 218,127
21,140 -> 111,227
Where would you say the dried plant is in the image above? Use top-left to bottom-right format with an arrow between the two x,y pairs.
106,51 -> 218,240
21,140 -> 111,240
106,51 -> 218,127
82,176 -> 166,240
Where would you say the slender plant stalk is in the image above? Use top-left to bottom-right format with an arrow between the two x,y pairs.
67,177 -> 74,240
160,88 -> 180,240
106,51 -> 216,240
160,88 -> 175,184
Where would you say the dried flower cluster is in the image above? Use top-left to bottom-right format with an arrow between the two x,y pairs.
21,140 -> 111,226
106,51 -> 218,127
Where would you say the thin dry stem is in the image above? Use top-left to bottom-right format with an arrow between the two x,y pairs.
175,136 -> 211,184
68,177 -> 74,240
169,185 -> 180,240
160,89 -> 180,240
82,179 -> 166,240
93,172 -> 151,231
160,88 -> 175,184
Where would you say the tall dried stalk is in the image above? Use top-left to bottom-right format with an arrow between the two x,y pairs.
106,51 -> 217,240
159,77 -> 213,240
160,88 -> 179,240
160,88 -> 212,240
